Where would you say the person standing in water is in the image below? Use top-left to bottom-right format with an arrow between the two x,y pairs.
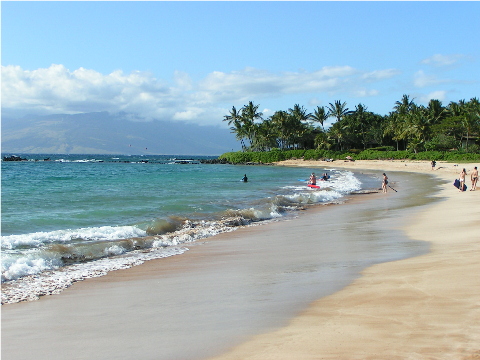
242,174 -> 248,182
382,173 -> 388,193
308,172 -> 316,185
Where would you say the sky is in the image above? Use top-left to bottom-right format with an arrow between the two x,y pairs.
2,1 -> 479,129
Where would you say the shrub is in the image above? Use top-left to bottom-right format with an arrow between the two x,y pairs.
367,146 -> 395,151
218,150 -> 480,164
283,150 -> 305,160
304,149 -> 320,160
409,151 -> 445,161
424,135 -> 459,151
348,149 -> 362,154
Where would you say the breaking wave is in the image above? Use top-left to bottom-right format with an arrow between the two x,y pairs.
1,169 -> 363,304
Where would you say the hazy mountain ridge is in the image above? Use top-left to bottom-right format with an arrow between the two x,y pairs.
1,112 -> 239,155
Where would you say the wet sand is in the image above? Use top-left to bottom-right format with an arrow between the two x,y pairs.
2,160 -> 479,360
208,160 -> 480,359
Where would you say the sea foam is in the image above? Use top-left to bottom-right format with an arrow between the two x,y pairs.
1,170 -> 364,304
2,226 -> 147,250
1,217 -> 241,304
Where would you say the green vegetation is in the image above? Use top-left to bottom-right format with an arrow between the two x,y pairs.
220,95 -> 480,163
219,149 -> 480,164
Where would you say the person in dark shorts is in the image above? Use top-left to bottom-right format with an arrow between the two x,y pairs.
471,167 -> 478,191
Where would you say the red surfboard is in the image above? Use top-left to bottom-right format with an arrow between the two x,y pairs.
307,184 -> 320,189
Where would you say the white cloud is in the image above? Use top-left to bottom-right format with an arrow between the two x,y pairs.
353,89 -> 379,97
262,108 -> 274,117
2,64 -> 173,119
413,70 -> 447,88
2,64 -> 400,125
421,54 -> 464,67
196,66 -> 387,102
172,108 -> 204,121
418,90 -> 447,104
361,69 -> 401,81
173,70 -> 193,91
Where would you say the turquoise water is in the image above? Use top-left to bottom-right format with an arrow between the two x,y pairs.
1,153 -> 375,304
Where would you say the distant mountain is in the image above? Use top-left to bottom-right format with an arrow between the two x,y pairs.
1,112 -> 240,155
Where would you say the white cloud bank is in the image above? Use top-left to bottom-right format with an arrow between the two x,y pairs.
421,54 -> 465,67
2,64 -> 400,124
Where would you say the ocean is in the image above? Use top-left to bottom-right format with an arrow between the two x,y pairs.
1,153 -> 378,305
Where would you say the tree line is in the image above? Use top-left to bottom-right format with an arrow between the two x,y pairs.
222,96 -> 480,154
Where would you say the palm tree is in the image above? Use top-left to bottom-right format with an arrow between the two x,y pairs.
384,112 -> 407,150
251,120 -> 278,151
394,94 -> 415,115
241,101 -> 263,124
402,104 -> 437,152
223,105 -> 239,126
314,131 -> 332,150
223,106 -> 247,150
328,121 -> 349,151
388,95 -> 417,151
462,98 -> 480,151
287,104 -> 311,149
288,104 -> 311,123
353,103 -> 369,149
310,106 -> 328,131
446,99 -> 479,151
426,99 -> 446,125
240,101 -> 263,149
327,100 -> 351,123
447,100 -> 463,117
270,110 -> 290,150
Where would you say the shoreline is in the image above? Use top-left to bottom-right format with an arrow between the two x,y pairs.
207,159 -> 480,359
277,158 -> 477,177
2,160 -> 478,359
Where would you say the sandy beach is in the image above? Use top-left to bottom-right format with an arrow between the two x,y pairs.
209,159 -> 480,360
2,159 -> 479,360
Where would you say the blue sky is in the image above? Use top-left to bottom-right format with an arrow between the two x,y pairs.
2,1 -> 479,128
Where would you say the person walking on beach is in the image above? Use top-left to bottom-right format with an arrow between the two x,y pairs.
471,167 -> 478,191
459,168 -> 467,192
382,173 -> 388,193
431,160 -> 436,170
